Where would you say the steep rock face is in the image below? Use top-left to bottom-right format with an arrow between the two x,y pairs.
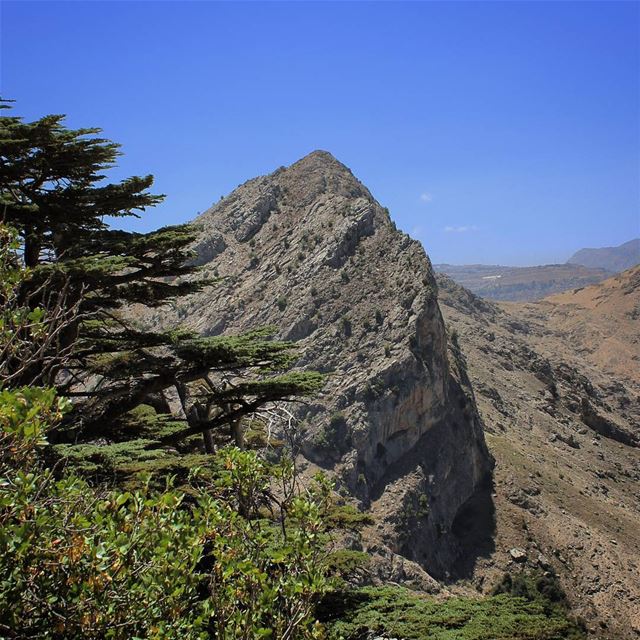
179,151 -> 492,578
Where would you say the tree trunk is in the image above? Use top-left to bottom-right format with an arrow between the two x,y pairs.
231,418 -> 244,449
24,231 -> 41,268
202,428 -> 215,453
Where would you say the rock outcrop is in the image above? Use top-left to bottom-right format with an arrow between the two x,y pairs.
176,151 -> 493,579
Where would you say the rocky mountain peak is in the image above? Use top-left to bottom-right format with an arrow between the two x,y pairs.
287,149 -> 354,175
173,153 -> 493,581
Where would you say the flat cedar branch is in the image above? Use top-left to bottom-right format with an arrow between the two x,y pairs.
0,102 -> 324,470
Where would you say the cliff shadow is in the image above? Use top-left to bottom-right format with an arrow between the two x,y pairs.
448,473 -> 496,581
366,417 -> 497,582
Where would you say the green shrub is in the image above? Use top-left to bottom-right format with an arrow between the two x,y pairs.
417,493 -> 430,518
325,503 -> 373,530
492,570 -> 568,608
324,550 -> 370,580
313,412 -> 351,454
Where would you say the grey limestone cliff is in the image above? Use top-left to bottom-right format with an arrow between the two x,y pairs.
178,151 -> 493,580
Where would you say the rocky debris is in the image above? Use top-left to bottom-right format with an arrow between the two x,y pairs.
509,548 -> 527,563
176,150 -> 493,581
364,543 -> 441,594
507,488 -> 545,516
553,431 -> 581,450
580,398 -> 638,447
433,272 -> 499,321
536,553 -> 552,570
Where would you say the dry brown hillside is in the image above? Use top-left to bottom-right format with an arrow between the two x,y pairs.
516,265 -> 640,380
437,268 -> 640,639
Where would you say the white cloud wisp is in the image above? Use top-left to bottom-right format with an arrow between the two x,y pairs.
443,225 -> 478,233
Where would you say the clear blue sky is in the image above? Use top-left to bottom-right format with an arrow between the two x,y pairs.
2,1 -> 639,265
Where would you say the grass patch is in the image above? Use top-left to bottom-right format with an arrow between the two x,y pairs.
325,503 -> 374,530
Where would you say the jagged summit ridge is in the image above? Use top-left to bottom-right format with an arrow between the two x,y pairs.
177,153 -> 493,581
288,149 -> 355,172
192,150 -> 375,265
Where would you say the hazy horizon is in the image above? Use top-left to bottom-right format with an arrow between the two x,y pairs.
2,1 -> 639,266
431,236 -> 639,268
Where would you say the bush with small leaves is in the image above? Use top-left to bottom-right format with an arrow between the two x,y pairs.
0,391 -> 334,639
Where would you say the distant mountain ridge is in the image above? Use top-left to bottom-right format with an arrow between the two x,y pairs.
567,238 -> 639,273
434,239 -> 639,302
433,263 -> 610,302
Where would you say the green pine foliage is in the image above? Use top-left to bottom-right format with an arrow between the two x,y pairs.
0,103 -> 324,464
0,104 -> 332,638
0,109 -> 162,268
319,585 -> 586,640
323,550 -> 371,583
